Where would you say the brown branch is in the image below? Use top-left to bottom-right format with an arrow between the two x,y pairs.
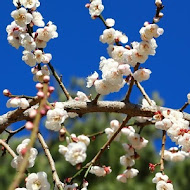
135,81 -> 152,106
0,96 -> 40,134
160,130 -> 166,174
124,63 -> 140,102
2,126 -> 25,156
37,133 -> 64,190
48,62 -> 72,100
86,115 -> 131,167
1,100 -> 190,133
0,139 -> 16,158
179,102 -> 189,112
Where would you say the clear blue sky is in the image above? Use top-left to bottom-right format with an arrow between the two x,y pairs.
0,0 -> 190,142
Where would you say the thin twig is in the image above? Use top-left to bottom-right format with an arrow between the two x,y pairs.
91,94 -> 100,105
0,96 -> 40,134
2,126 -> 25,156
124,63 -> 140,102
8,83 -> 49,190
38,133 -> 64,190
0,139 -> 16,158
85,115 -> 131,167
179,102 -> 189,112
160,130 -> 166,174
135,81 -> 152,106
8,95 -> 35,100
48,62 -> 72,100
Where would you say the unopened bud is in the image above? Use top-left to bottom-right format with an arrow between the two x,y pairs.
85,3 -> 90,8
29,109 -> 37,118
3,89 -> 11,96
155,0 -> 162,7
26,121 -> 33,130
43,75 -> 50,83
48,86 -> 55,93
37,91 -> 44,98
36,83 -> 43,90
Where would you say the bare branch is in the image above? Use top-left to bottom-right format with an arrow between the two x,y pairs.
0,139 -> 16,158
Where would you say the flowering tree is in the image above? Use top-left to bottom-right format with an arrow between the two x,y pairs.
1,0 -> 190,190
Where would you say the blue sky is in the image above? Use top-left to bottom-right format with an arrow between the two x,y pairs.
0,0 -> 190,142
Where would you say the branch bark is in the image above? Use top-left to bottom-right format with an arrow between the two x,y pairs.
1,100 -> 190,134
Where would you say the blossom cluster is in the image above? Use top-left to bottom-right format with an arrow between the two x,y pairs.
154,109 -> 190,152
11,139 -> 38,170
59,134 -> 90,166
6,97 -> 29,109
152,172 -> 174,190
7,0 -> 58,82
86,0 -> 164,95
16,171 -> 51,190
163,147 -> 190,162
104,119 -> 148,183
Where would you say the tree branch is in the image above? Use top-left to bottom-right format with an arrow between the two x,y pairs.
37,133 -> 64,190
0,139 -> 16,158
1,100 -> 190,134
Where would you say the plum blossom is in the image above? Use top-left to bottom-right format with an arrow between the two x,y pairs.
163,147 -> 186,162
105,18 -> 115,27
140,23 -> 164,41
45,104 -> 68,131
32,65 -> 50,82
11,7 -> 33,27
11,139 -> 38,170
156,181 -> 174,190
21,33 -> 36,51
90,166 -> 112,177
105,120 -> 121,141
59,142 -> 87,166
117,168 -> 139,183
75,91 -> 90,102
6,97 -> 29,109
133,68 -> 152,82
21,0 -> 40,9
22,50 -> 36,66
36,21 -> 58,42
89,0 -> 104,18
32,11 -> 45,27
26,172 -> 50,190
86,71 -> 99,88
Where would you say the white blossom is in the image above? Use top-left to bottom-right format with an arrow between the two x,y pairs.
22,50 -> 36,66
90,166 -> 106,177
11,8 -> 33,27
156,181 -> 174,190
105,18 -> 115,27
89,0 -> 104,18
133,68 -> 151,82
21,0 -> 40,9
26,172 -> 50,190
11,139 -> 38,170
45,107 -> 68,131
75,91 -> 90,102
32,11 -> 45,27
60,142 -> 87,166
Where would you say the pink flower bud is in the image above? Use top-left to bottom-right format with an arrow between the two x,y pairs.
40,109 -> 46,116
36,83 -> 43,90
26,121 -> 34,130
37,91 -> 44,98
3,89 -> 11,96
21,147 -> 28,156
43,75 -> 50,83
48,86 -> 55,93
85,3 -> 90,8
29,109 -> 37,118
